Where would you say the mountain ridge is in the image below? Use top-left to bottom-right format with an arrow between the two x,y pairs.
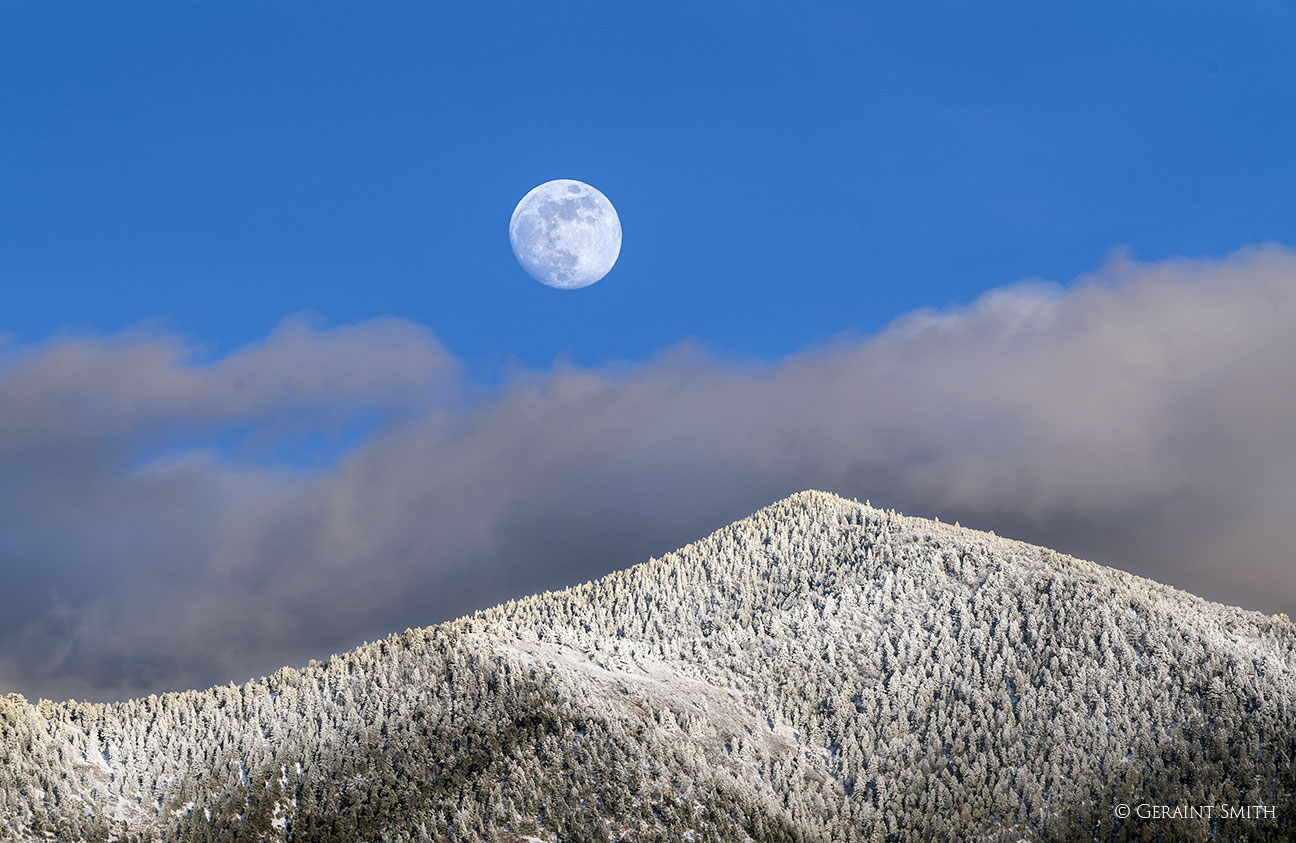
3,490 -> 1293,841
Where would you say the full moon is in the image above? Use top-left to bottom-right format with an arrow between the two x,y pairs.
509,179 -> 622,289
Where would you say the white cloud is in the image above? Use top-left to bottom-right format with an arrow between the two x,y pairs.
1,244 -> 1293,701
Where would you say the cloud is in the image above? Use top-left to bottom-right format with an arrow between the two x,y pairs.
1,244 -> 1293,701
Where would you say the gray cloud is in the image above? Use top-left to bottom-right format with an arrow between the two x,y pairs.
1,245 -> 1293,701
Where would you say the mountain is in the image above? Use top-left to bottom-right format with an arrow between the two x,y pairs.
2,491 -> 1293,841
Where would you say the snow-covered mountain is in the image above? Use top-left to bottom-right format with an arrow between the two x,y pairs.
2,491 -> 1293,841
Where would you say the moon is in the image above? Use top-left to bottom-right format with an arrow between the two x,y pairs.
509,179 -> 621,289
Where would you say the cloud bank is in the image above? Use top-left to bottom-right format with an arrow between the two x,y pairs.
2,245 -> 1293,701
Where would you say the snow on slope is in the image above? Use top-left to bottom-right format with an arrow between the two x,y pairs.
2,491 -> 1294,842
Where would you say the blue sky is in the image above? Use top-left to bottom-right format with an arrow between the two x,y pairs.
4,2 -> 1292,370
3,2 -> 1296,699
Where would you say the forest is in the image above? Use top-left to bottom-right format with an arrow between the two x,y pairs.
2,491 -> 1293,841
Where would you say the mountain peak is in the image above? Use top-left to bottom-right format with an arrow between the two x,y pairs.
3,491 -> 1293,840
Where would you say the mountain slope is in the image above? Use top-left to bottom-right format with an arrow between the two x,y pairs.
2,491 -> 1293,841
